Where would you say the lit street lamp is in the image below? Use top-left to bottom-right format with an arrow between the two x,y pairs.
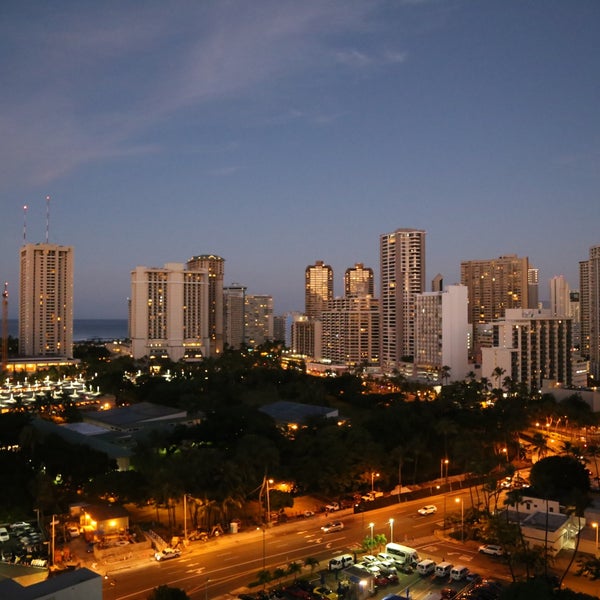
455,497 -> 464,543
389,518 -> 394,543
371,472 -> 380,493
593,522 -> 598,551
369,522 -> 374,543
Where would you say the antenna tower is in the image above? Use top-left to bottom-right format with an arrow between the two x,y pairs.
23,205 -> 28,242
45,195 -> 51,243
1,283 -> 8,373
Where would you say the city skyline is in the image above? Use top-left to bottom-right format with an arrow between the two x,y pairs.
1,1 -> 599,319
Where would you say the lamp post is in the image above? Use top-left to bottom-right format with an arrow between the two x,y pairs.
266,478 -> 273,525
371,472 -> 379,493
455,497 -> 464,543
183,493 -> 187,543
389,518 -> 394,544
369,522 -> 374,544
593,522 -> 598,551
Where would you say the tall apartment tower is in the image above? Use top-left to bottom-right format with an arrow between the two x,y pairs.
223,284 -> 246,349
186,255 -> 224,356
550,275 -> 571,317
580,245 -> 600,379
379,228 -> 426,371
344,263 -> 374,298
244,294 -> 274,347
460,254 -> 529,360
19,243 -> 74,357
130,263 -> 209,361
305,261 -> 333,318
528,267 -> 539,309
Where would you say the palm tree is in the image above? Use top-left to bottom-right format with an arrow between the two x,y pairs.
304,557 -> 319,574
440,365 -> 451,386
257,569 -> 272,590
492,367 -> 506,393
531,432 -> 548,462
287,561 -> 302,581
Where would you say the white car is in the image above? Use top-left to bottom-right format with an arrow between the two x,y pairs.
0,527 -> 9,542
321,521 -> 344,533
155,547 -> 181,561
418,505 -> 437,515
478,544 -> 503,556
67,526 -> 80,538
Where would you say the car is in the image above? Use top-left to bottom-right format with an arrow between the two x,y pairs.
155,547 -> 181,561
303,510 -> 315,518
373,574 -> 390,588
67,526 -> 80,538
312,586 -> 338,600
0,527 -> 9,542
361,554 -> 378,563
466,572 -> 482,583
325,502 -> 340,511
417,505 -> 437,515
478,544 -> 503,556
11,522 -> 31,529
321,521 -> 344,533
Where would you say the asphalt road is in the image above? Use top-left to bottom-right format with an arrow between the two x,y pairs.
102,492 -> 510,600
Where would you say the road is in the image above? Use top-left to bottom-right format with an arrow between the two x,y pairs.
102,491 -> 510,600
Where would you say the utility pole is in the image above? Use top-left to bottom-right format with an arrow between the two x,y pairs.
1,282 -> 8,373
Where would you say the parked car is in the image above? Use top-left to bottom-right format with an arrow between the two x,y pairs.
325,502 -> 340,512
155,547 -> 181,561
303,510 -> 315,518
478,544 -> 503,556
67,526 -> 80,538
321,521 -> 344,533
417,505 -> 437,515
0,527 -> 9,542
312,586 -> 338,600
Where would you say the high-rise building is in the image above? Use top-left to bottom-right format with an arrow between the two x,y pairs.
186,255 -> 224,356
580,245 -> 600,380
414,285 -> 469,382
528,267 -> 539,309
344,263 -> 374,298
130,262 -> 209,361
223,284 -> 246,349
379,228 -> 426,371
321,296 -> 380,367
481,308 -> 572,391
305,261 -> 333,319
550,275 -> 570,317
273,315 -> 287,344
19,243 -> 74,357
244,294 -> 273,347
291,315 -> 322,359
460,254 -> 529,360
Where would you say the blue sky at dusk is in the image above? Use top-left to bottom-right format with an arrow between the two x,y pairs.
1,1 -> 599,319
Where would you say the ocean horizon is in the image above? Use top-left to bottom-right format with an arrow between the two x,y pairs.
7,318 -> 128,342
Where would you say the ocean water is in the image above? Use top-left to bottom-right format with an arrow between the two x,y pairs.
7,319 -> 128,341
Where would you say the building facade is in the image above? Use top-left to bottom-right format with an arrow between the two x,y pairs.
460,254 -> 530,360
305,261 -> 333,319
550,275 -> 570,317
244,294 -> 274,347
19,243 -> 74,358
580,245 -> 600,380
414,285 -> 469,382
290,315 -> 322,359
223,284 -> 246,349
130,263 -> 209,361
321,296 -> 380,367
344,263 -> 374,298
481,308 -> 572,392
186,255 -> 224,356
379,228 -> 426,371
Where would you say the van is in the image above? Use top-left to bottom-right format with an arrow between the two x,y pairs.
416,559 -> 436,576
329,554 -> 354,570
384,543 -> 420,566
450,565 -> 469,581
434,562 -> 453,578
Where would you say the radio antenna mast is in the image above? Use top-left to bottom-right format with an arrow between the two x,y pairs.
45,195 -> 51,243
23,205 -> 28,242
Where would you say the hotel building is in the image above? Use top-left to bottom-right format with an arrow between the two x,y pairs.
130,263 -> 209,361
580,245 -> 600,380
305,261 -> 333,319
19,243 -> 74,358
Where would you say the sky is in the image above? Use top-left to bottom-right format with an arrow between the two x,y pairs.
1,0 -> 599,319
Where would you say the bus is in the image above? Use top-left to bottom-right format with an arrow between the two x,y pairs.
385,542 -> 419,566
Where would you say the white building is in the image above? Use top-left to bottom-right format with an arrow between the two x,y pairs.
550,274 -> 571,317
481,308 -> 572,391
130,263 -> 209,361
19,243 -> 74,358
414,284 -> 469,382
580,245 -> 600,380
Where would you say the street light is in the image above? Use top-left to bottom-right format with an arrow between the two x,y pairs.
455,497 -> 464,543
593,522 -> 598,551
371,472 -> 380,493
389,518 -> 394,543
265,477 -> 274,525
369,522 -> 374,543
